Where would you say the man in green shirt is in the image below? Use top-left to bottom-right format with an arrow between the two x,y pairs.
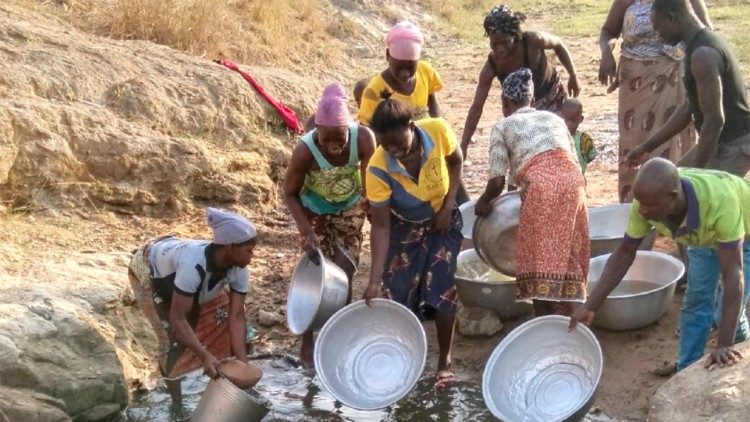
570,158 -> 750,373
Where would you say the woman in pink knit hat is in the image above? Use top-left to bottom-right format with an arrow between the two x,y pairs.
357,21 -> 444,126
284,83 -> 376,367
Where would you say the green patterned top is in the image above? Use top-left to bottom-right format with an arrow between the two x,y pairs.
300,124 -> 362,214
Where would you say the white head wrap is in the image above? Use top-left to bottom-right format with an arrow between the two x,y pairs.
206,207 -> 257,245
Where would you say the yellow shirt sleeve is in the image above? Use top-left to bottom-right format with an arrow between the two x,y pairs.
625,200 -> 654,239
358,80 -> 384,125
439,119 -> 457,156
420,61 -> 444,94
365,150 -> 392,207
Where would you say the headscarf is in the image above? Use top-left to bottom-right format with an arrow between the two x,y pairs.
502,68 -> 534,104
483,5 -> 526,37
386,21 -> 424,61
314,83 -> 350,127
206,207 -> 257,245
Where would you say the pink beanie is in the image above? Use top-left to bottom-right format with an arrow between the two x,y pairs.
314,83 -> 350,127
386,21 -> 423,61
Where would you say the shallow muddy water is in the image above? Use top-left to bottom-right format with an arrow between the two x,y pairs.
126,354 -> 494,421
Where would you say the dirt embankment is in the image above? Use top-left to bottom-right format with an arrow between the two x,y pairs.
0,1 -> 435,420
0,3 -> 312,218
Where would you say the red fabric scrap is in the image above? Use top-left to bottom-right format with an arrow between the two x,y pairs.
216,59 -> 303,134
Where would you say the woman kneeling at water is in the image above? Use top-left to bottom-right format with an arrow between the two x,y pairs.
128,208 -> 261,405
363,92 -> 463,389
475,69 -> 589,316
284,83 -> 376,367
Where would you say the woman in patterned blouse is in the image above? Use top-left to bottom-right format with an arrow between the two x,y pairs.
475,69 -> 590,317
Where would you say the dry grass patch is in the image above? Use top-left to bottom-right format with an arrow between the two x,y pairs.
81,0 -> 232,57
17,0 -> 346,69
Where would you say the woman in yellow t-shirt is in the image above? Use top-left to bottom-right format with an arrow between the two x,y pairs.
357,21 -> 444,125
363,92 -> 463,390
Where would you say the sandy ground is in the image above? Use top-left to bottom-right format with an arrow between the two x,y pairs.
0,21 -> 691,422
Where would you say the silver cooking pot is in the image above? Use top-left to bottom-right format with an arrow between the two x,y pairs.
286,249 -> 348,335
472,191 -> 521,275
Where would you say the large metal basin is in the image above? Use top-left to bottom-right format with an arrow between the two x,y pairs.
589,203 -> 656,257
589,251 -> 684,330
287,249 -> 348,335
192,377 -> 271,422
483,315 -> 602,421
473,191 -> 521,275
455,249 -> 531,319
314,299 -> 427,410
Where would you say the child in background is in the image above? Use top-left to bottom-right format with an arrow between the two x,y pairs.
559,98 -> 597,174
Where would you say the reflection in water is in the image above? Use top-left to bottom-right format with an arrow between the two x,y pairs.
127,355 -> 610,421
126,355 -> 492,421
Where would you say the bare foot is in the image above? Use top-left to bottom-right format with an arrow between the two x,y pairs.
652,361 -> 677,377
435,369 -> 457,391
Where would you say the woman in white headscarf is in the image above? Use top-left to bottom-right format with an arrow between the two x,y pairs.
128,207 -> 261,405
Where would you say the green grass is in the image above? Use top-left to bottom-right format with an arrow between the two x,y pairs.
711,1 -> 750,75
424,0 -> 749,73
550,0 -> 611,38
420,0 -> 610,40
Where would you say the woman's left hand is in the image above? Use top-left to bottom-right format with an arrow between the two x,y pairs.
568,74 -> 581,98
431,206 -> 452,233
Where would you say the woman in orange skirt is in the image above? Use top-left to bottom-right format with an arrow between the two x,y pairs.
475,68 -> 589,316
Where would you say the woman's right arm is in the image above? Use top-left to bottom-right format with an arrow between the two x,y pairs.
689,0 -> 712,29
170,292 -> 220,377
364,205 -> 391,305
599,0 -> 629,86
283,144 -> 317,254
460,61 -> 495,160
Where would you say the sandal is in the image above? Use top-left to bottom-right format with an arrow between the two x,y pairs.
652,361 -> 677,377
435,370 -> 457,390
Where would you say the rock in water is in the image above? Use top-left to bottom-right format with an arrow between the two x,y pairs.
457,306 -> 503,337
0,387 -> 70,422
649,341 -> 750,421
257,310 -> 285,327
0,293 -> 128,421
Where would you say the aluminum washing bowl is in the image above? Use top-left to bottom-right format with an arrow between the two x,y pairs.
483,315 -> 603,422
455,249 -> 531,319
314,299 -> 427,410
589,251 -> 684,330
588,203 -> 656,257
287,249 -> 348,335
191,377 -> 271,422
473,191 -> 521,275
